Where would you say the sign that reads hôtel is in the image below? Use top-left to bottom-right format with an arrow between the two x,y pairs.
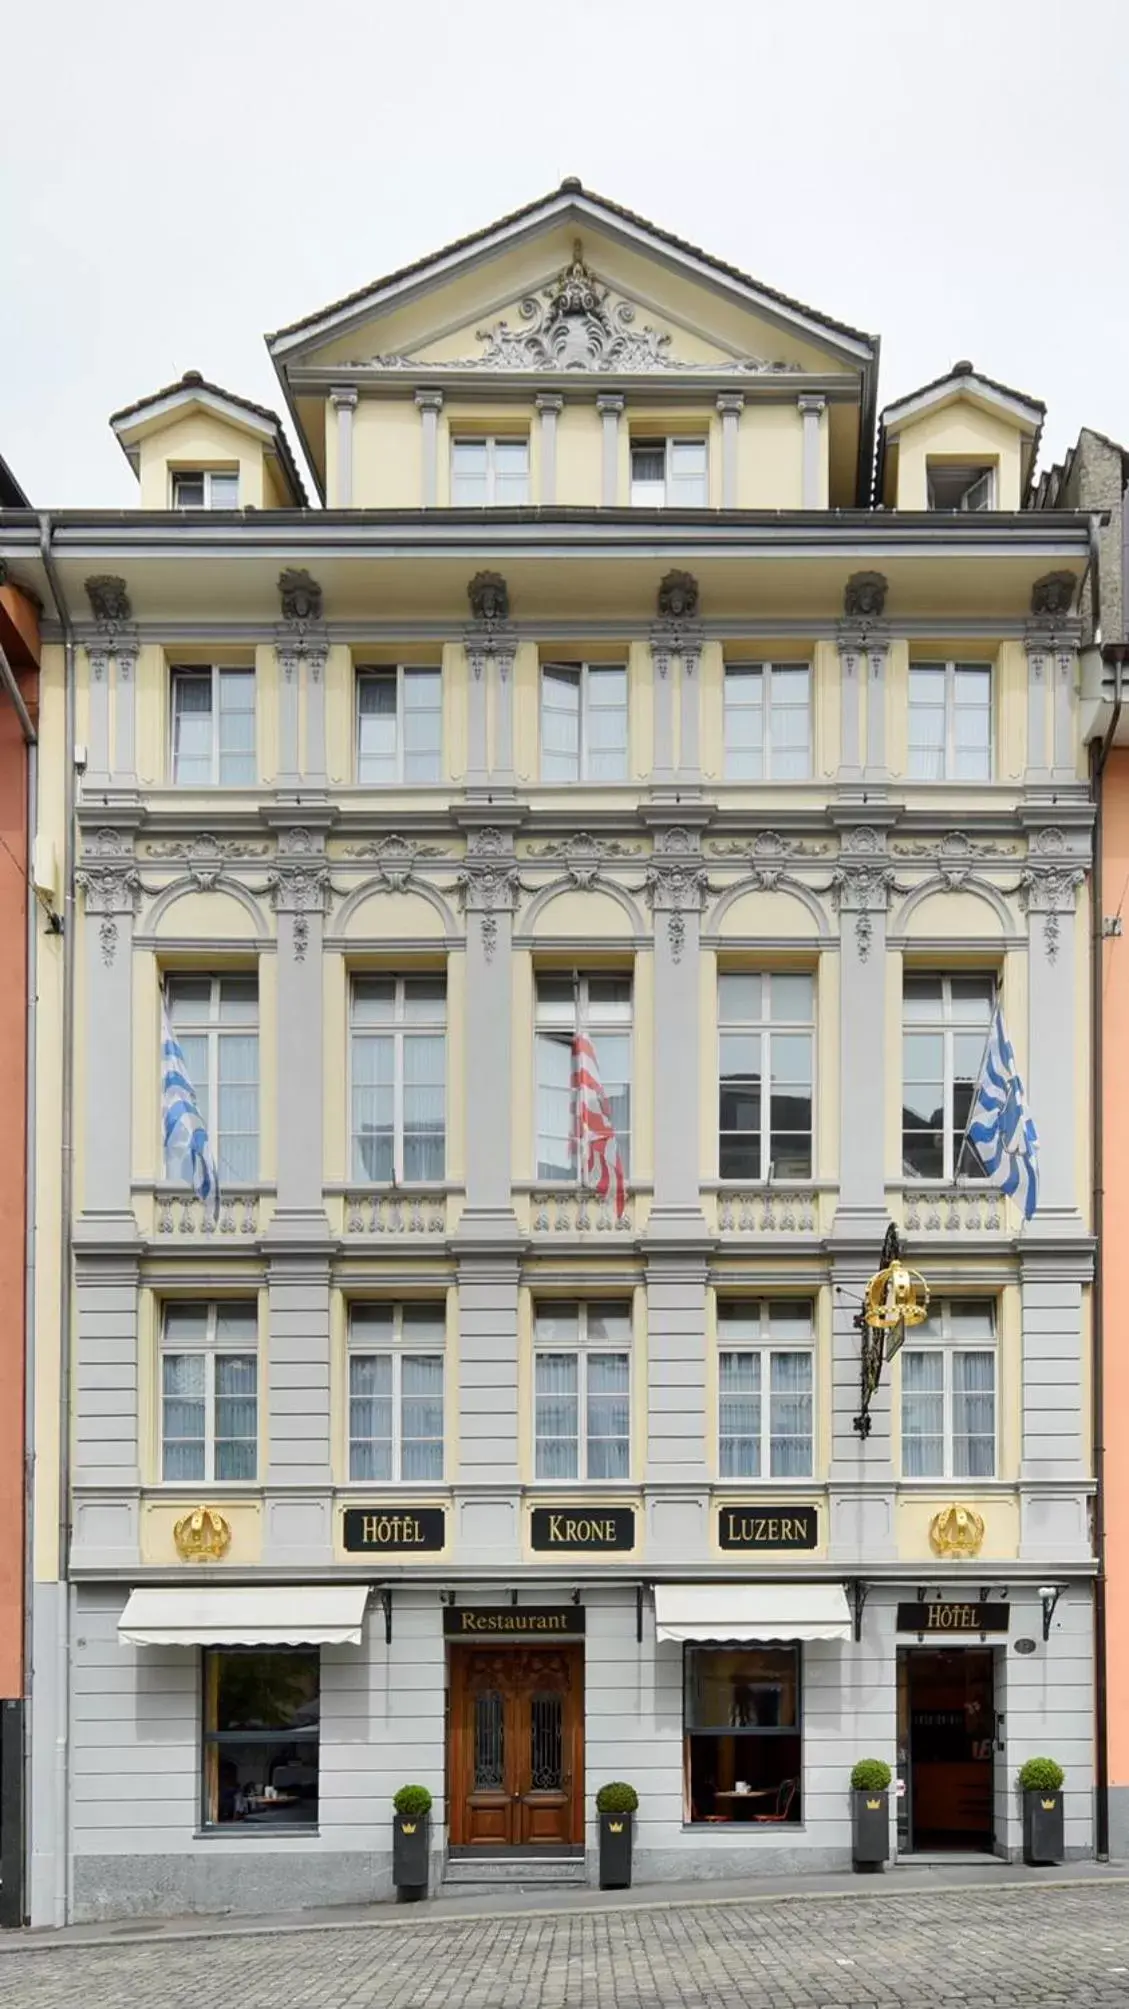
343,1507 -> 446,1553
719,1506 -> 819,1551
530,1507 -> 636,1552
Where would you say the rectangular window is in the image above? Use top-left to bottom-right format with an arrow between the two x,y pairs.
630,437 -> 708,507
534,1301 -> 631,1481
356,666 -> 442,784
718,972 -> 813,1181
350,975 -> 445,1184
172,469 -> 240,509
684,1646 -> 801,1824
171,665 -> 256,786
348,1302 -> 445,1482
902,973 -> 995,1180
926,462 -> 996,512
901,1299 -> 996,1479
535,973 -> 631,1182
165,974 -> 259,1182
724,664 -> 812,781
718,1301 -> 814,1478
908,661 -> 992,781
540,661 -> 628,782
161,1300 -> 258,1483
451,436 -> 530,506
202,1649 -> 318,1829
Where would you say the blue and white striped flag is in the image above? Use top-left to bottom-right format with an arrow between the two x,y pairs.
966,1007 -> 1039,1221
161,999 -> 220,1226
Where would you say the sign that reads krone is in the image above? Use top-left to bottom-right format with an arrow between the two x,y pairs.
343,1507 -> 446,1553
530,1506 -> 636,1552
719,1505 -> 818,1551
896,1601 -> 1010,1636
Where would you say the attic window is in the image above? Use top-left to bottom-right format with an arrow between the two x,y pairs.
926,462 -> 995,512
172,470 -> 240,510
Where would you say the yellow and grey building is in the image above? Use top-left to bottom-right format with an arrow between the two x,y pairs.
1,181 -> 1099,1921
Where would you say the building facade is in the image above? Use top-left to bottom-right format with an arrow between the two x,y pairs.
0,448 -> 39,1928
1,183 -> 1100,1924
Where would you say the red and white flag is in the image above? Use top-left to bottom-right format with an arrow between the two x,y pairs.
570,1032 -> 627,1219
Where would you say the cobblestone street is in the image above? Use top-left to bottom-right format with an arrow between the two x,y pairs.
5,1880 -> 1129,2009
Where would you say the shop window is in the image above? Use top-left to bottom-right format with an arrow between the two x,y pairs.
724,663 -> 812,780
202,1649 -> 319,1829
684,1646 -> 801,1824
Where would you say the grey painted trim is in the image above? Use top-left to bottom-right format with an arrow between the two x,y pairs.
838,636 -> 862,779
1026,640 -> 1050,778
86,647 -> 110,786
329,388 -> 357,509
597,395 -> 624,506
112,648 -> 138,785
535,394 -> 562,505
52,615 -> 1078,646
886,932 -> 1028,952
651,641 -> 674,782
798,395 -> 826,508
415,390 -> 443,509
133,935 -> 277,954
700,934 -> 840,951
277,646 -> 299,784
716,394 -> 743,509
864,643 -> 887,778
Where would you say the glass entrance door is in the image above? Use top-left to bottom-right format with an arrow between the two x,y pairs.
900,1647 -> 996,1851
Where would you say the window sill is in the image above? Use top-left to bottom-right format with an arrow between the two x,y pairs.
194,1826 -> 320,1841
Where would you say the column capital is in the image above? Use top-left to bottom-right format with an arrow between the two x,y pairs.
329,385 -> 358,411
797,393 -> 827,417
595,393 -> 625,415
716,392 -> 745,417
414,387 -> 444,413
535,392 -> 564,414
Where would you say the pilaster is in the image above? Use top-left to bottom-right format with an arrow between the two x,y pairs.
645,822 -> 710,1230
267,829 -> 331,1233
536,393 -> 563,505
830,824 -> 899,1238
464,572 -> 513,795
1025,635 -> 1051,782
330,387 -> 358,508
716,393 -> 743,509
1018,839 -> 1087,1222
74,833 -> 143,1221
836,628 -> 865,781
85,645 -> 110,787
276,568 -> 328,789
456,827 -> 522,1229
596,393 -> 624,506
416,389 -> 443,508
798,394 -> 826,508
863,637 -> 888,779
111,640 -> 138,788
83,577 -> 137,795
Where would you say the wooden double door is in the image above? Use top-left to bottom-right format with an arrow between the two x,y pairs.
448,1644 -> 584,1847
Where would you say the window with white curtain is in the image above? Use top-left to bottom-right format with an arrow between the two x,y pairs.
356,666 -> 442,783
724,664 -> 812,780
902,973 -> 995,1180
172,469 -> 240,509
900,1299 -> 996,1479
717,1301 -> 814,1478
535,974 -> 631,1181
908,662 -> 992,780
718,972 -> 813,1181
164,975 -> 259,1183
161,1301 -> 258,1483
540,661 -> 628,781
534,1301 -> 631,1481
630,437 -> 708,507
350,977 -> 445,1184
171,665 -> 256,785
348,1303 -> 445,1482
451,435 -> 530,506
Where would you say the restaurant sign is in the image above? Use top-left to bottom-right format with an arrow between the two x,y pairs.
718,1506 -> 818,1551
896,1601 -> 1011,1636
343,1507 -> 446,1552
530,1507 -> 636,1552
444,1607 -> 585,1637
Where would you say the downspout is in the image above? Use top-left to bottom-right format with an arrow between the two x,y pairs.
20,732 -> 36,1928
36,516 -> 76,1925
0,637 -> 38,747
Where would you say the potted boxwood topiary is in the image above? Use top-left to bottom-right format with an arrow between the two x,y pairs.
392,1784 -> 433,1899
1019,1758 -> 1064,1865
596,1781 -> 638,1889
850,1759 -> 892,1871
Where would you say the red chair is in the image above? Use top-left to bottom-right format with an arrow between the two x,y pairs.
752,1778 -> 797,1823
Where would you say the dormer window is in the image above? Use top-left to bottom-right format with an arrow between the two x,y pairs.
630,437 -> 708,508
172,469 -> 240,510
926,462 -> 995,512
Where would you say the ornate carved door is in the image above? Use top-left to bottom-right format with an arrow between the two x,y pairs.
449,1646 -> 583,1846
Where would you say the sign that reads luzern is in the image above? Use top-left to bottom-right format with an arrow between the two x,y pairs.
719,1506 -> 819,1551
343,1507 -> 446,1553
444,1607 -> 584,1637
896,1602 -> 1011,1635
530,1507 -> 636,1552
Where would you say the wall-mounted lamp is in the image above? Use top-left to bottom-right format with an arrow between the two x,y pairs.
1038,1584 -> 1066,1642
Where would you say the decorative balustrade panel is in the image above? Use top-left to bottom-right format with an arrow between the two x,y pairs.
901,1187 -> 1005,1234
716,1190 -> 819,1234
155,1192 -> 260,1237
529,1190 -> 634,1234
344,1191 -> 447,1235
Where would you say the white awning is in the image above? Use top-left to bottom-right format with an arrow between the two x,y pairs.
653,1582 -> 852,1644
118,1585 -> 369,1648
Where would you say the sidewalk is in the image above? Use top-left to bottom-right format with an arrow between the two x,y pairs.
2,1854 -> 1125,1956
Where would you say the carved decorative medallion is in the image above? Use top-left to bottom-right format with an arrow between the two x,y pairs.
928,1504 -> 985,1558
174,1505 -> 232,1562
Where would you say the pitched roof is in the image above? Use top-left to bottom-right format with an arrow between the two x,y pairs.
880,359 -> 1045,427
0,448 -> 30,509
267,178 -> 877,352
109,371 -> 309,504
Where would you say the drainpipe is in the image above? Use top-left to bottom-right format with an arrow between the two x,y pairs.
19,729 -> 37,1929
36,515 -> 76,1925
0,636 -> 38,747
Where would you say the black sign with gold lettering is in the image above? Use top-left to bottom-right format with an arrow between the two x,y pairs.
530,1507 -> 636,1552
343,1507 -> 446,1553
896,1602 -> 1010,1636
443,1607 -> 584,1637
718,1506 -> 819,1551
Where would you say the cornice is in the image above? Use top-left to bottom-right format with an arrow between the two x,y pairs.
44,614 -> 1089,649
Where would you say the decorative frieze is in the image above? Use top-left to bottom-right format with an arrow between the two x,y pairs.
1018,864 -> 1086,963
75,860 -> 143,966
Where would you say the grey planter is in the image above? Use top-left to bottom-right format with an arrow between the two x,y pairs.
393,1811 -> 431,1897
1022,1788 -> 1064,1866
598,1810 -> 633,1889
851,1787 -> 890,1869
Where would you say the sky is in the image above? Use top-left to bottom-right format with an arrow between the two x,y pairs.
3,0 -> 1127,506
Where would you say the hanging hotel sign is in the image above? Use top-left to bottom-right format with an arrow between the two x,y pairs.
444,1606 -> 585,1637
718,1506 -> 819,1551
343,1507 -> 447,1553
896,1601 -> 1010,1636
530,1507 -> 637,1552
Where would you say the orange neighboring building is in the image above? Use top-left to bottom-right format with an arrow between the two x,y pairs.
0,447 -> 38,1928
